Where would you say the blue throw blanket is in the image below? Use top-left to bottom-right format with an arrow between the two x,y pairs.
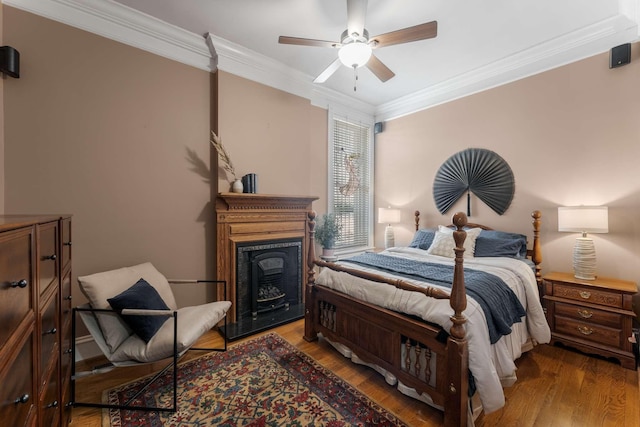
343,253 -> 525,344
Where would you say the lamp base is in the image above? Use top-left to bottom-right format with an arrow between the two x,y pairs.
573,237 -> 596,280
384,225 -> 395,249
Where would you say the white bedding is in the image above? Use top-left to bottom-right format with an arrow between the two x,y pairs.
314,247 -> 551,414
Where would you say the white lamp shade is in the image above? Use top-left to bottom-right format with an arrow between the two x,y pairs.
338,42 -> 372,68
378,208 -> 401,224
558,206 -> 608,234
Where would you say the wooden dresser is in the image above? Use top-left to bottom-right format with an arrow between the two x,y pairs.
0,215 -> 72,427
543,271 -> 637,370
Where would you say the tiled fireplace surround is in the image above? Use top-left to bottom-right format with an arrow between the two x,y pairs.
215,193 -> 318,339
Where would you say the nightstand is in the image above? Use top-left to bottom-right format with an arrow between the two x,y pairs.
543,272 -> 637,370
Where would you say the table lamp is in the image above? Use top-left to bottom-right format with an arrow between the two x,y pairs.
558,206 -> 608,280
378,207 -> 401,249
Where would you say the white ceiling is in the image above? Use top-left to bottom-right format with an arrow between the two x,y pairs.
7,0 -> 639,120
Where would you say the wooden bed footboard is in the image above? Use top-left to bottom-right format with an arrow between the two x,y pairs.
304,211 -> 470,427
304,209 -> 543,426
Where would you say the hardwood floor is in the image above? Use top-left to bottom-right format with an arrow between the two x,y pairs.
72,319 -> 639,427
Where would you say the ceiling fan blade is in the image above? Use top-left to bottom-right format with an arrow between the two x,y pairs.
278,36 -> 339,48
370,21 -> 437,48
366,54 -> 395,82
313,58 -> 342,83
347,0 -> 367,37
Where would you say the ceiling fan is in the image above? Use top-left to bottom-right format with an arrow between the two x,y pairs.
278,0 -> 437,88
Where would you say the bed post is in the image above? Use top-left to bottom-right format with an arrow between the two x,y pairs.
445,212 -> 469,427
531,210 -> 542,287
415,210 -> 420,231
304,211 -> 318,342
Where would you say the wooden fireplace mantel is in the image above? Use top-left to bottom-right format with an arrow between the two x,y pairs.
216,192 -> 318,322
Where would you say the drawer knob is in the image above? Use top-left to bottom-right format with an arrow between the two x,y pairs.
14,394 -> 30,404
577,309 -> 593,319
578,326 -> 594,336
46,400 -> 58,409
579,291 -> 591,299
65,295 -> 72,301
64,348 -> 73,354
10,279 -> 28,289
64,241 -> 72,246
43,254 -> 57,261
43,327 -> 57,335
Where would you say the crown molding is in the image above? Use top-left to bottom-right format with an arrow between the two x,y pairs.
207,32 -> 376,116
4,0 -> 216,71
375,13 -> 639,121
4,0 -> 638,122
3,0 -> 375,115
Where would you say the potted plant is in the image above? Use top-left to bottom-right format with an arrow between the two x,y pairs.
315,213 -> 341,257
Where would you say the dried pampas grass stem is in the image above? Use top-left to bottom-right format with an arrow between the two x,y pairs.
210,131 -> 237,181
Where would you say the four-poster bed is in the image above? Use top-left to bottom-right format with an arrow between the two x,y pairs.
303,210 -> 548,427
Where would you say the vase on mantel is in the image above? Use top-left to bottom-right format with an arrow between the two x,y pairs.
231,179 -> 243,193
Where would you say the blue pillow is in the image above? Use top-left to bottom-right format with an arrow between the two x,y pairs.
474,230 -> 528,258
107,278 -> 171,343
409,229 -> 436,250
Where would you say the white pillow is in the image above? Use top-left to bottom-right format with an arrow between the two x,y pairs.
426,226 -> 481,258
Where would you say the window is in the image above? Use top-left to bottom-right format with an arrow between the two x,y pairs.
328,109 -> 374,253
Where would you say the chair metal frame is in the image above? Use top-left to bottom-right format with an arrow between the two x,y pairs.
70,279 -> 227,413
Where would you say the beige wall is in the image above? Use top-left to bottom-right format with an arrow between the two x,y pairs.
2,7 -> 327,307
375,43 -> 640,311
4,6 -> 638,313
217,71 -> 327,207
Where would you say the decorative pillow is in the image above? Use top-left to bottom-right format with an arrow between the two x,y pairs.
474,230 -> 528,258
426,226 -> 481,258
78,262 -> 178,352
408,229 -> 436,250
107,278 -> 171,343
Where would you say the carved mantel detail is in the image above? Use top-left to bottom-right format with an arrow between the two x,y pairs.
215,192 -> 318,323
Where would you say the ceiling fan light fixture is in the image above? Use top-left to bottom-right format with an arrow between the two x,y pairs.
338,42 -> 372,68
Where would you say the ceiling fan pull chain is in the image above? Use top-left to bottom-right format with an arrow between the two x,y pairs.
353,65 -> 358,91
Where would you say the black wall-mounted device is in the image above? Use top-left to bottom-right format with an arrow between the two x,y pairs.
374,122 -> 384,134
0,46 -> 20,78
609,43 -> 631,69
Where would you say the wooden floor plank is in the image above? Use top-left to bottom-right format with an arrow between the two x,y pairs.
72,319 -> 639,427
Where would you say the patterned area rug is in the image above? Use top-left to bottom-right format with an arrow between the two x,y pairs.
103,333 -> 407,426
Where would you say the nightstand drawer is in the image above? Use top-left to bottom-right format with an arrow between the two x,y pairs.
555,316 -> 621,348
554,302 -> 622,328
553,283 -> 622,308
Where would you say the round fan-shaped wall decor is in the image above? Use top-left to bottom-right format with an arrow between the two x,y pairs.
433,148 -> 514,216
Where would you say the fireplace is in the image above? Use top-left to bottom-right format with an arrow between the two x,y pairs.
215,193 -> 318,340
236,239 -> 302,320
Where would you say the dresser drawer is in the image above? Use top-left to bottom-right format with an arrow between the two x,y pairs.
60,307 -> 73,385
0,228 -> 34,345
40,294 -> 59,381
552,283 -> 622,309
0,334 -> 36,427
41,369 -> 60,427
61,217 -> 72,272
555,316 -> 621,348
38,222 -> 59,296
60,268 -> 73,326
554,302 -> 622,328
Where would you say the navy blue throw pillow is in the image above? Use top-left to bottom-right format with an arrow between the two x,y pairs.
409,229 -> 436,250
474,230 -> 528,258
107,278 -> 170,343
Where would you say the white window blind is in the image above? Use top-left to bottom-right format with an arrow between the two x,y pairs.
330,117 -> 373,250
